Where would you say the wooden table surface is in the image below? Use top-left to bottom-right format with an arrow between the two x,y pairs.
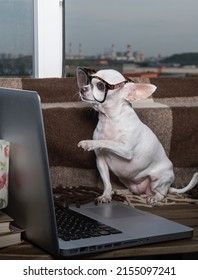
0,204 -> 198,259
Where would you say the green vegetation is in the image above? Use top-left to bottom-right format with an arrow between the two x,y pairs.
160,53 -> 198,66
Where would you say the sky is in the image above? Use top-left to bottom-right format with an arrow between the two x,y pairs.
0,0 -> 198,59
65,0 -> 198,58
0,0 -> 33,57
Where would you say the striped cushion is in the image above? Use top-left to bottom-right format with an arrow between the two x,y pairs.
0,77 -> 198,189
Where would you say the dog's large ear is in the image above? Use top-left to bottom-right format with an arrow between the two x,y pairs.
125,83 -> 157,101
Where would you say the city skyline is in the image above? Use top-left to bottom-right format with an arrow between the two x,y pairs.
66,42 -> 147,62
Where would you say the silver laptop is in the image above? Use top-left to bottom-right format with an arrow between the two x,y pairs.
0,87 -> 193,257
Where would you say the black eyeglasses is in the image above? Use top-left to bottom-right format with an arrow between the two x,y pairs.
76,67 -> 132,103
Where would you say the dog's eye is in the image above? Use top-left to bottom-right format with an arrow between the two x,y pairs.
97,82 -> 105,92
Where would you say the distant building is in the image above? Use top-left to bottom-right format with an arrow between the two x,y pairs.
111,44 -> 117,60
133,51 -> 144,62
66,43 -> 145,63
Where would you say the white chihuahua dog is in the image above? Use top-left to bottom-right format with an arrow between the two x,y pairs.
77,67 -> 198,204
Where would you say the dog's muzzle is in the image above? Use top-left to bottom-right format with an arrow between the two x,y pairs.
79,85 -> 94,102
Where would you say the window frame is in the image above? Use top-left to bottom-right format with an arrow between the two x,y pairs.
33,0 -> 65,78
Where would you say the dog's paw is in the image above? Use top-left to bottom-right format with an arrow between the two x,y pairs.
146,193 -> 164,204
146,196 -> 158,205
95,194 -> 112,204
78,140 -> 95,151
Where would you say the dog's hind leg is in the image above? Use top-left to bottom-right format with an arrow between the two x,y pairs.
120,177 -> 154,196
147,177 -> 173,204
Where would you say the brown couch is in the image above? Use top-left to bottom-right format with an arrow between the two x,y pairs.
0,77 -> 198,192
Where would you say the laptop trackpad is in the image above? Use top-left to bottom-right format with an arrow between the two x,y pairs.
86,204 -> 144,219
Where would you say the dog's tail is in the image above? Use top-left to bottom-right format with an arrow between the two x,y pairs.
169,172 -> 198,194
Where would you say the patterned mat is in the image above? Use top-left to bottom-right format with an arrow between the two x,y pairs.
53,185 -> 198,208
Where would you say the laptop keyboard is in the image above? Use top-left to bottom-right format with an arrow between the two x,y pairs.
55,204 -> 122,241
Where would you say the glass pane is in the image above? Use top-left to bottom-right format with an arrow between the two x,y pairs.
0,0 -> 33,77
65,0 -> 198,78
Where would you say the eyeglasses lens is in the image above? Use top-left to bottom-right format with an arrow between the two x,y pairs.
77,69 -> 88,88
92,80 -> 106,102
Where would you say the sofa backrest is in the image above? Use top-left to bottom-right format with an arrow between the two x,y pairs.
0,77 -> 198,187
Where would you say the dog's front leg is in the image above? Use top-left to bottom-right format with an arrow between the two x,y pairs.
78,140 -> 133,160
95,155 -> 113,203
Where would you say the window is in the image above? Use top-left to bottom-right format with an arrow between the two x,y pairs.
0,0 -> 64,78
0,0 -> 34,77
64,0 -> 198,78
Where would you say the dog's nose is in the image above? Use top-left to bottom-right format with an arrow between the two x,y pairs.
80,87 -> 88,94
79,85 -> 92,101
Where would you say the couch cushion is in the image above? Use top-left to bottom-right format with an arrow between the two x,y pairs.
151,78 -> 198,98
43,107 -> 98,169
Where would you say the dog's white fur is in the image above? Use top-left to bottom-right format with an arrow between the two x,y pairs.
78,69 -> 198,204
